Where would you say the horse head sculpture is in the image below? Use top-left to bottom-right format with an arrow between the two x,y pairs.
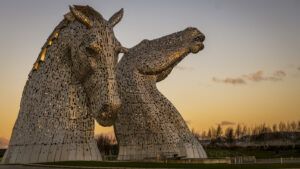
2,5 -> 126,164
115,27 -> 207,160
64,5 -> 126,126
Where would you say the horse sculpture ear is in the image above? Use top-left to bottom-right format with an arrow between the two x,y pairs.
69,5 -> 93,29
108,8 -> 124,27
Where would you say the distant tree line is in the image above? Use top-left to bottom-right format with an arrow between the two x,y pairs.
94,121 -> 300,157
192,121 -> 300,145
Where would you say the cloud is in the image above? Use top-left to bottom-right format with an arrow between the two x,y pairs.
298,67 -> 300,71
244,70 -> 286,82
243,70 -> 264,82
212,77 -> 246,85
218,121 -> 236,126
213,70 -> 287,85
273,70 -> 286,77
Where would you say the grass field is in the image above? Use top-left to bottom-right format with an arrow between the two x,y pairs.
206,147 -> 300,159
43,161 -> 300,169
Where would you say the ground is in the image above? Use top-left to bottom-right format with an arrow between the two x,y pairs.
1,148 -> 300,168
0,161 -> 299,169
47,161 -> 300,168
0,163 -> 300,169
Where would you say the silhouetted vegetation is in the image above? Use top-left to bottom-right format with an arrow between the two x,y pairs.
193,121 -> 300,158
95,134 -> 118,158
93,121 -> 300,159
197,121 -> 300,146
0,149 -> 5,158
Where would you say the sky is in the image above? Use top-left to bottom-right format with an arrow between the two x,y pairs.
0,0 -> 300,140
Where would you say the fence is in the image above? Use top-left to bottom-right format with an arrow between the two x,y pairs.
102,155 -> 300,164
231,156 -> 300,164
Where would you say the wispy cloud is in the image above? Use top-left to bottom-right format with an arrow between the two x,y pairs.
213,70 -> 287,85
244,70 -> 286,82
217,121 -> 236,126
212,77 -> 246,85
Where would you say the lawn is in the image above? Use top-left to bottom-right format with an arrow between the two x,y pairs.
206,147 -> 300,159
43,161 -> 300,169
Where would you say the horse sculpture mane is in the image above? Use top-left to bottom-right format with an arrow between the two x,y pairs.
33,5 -> 104,71
2,5 -> 126,164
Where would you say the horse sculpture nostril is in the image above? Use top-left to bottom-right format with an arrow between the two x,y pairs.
200,34 -> 205,42
193,34 -> 205,43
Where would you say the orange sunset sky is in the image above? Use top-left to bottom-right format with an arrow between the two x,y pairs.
0,0 -> 300,141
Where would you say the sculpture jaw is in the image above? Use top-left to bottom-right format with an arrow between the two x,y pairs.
190,42 -> 204,54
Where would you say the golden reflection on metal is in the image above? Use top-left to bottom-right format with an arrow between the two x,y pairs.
89,41 -> 101,52
33,31 -> 60,71
39,48 -> 47,61
69,5 -> 93,29
48,40 -> 53,46
33,61 -> 39,70
53,32 -> 59,39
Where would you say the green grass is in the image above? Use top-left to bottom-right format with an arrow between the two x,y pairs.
43,161 -> 300,169
206,147 -> 300,159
